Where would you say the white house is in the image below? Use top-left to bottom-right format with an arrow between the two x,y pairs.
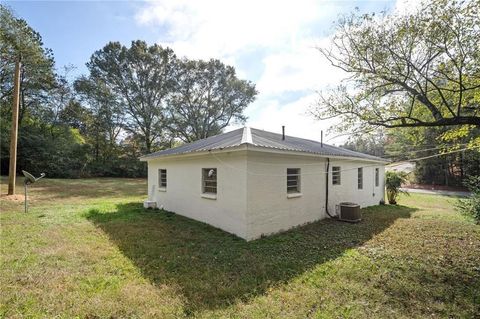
140,127 -> 388,241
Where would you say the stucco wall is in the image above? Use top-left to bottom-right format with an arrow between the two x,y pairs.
147,151 -> 248,238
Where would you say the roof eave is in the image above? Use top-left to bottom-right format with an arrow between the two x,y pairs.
245,145 -> 390,163
139,144 -> 248,161
140,143 -> 389,163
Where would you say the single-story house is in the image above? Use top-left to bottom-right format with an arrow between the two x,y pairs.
140,127 -> 388,240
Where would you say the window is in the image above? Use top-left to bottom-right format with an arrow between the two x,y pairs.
158,169 -> 167,189
358,167 -> 363,189
202,168 -> 217,194
332,166 -> 341,185
375,168 -> 380,187
287,168 -> 301,193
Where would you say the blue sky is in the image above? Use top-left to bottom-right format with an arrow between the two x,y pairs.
6,0 -> 400,143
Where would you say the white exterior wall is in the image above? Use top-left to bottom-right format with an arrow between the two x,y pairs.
146,149 -> 385,241
245,151 -> 327,240
147,151 -> 248,238
327,160 -> 385,215
244,152 -> 385,240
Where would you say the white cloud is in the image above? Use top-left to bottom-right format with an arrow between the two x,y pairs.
256,37 -> 345,97
135,0 -> 336,59
134,0 -> 389,143
393,0 -> 422,15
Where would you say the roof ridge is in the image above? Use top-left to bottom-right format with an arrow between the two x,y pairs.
241,126 -> 253,144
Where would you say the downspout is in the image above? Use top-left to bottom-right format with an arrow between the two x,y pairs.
325,158 -> 337,219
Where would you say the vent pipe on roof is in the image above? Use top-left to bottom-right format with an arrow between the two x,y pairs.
321,130 -> 323,147
282,126 -> 285,140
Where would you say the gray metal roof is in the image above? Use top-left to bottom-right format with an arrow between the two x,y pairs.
141,127 -> 387,162
141,128 -> 244,159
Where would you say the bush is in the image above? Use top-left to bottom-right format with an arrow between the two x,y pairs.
456,176 -> 480,224
385,171 -> 408,205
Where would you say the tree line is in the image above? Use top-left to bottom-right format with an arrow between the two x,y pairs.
0,5 -> 256,178
342,126 -> 480,187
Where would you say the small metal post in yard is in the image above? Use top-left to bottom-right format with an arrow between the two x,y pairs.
24,181 -> 28,213
22,171 -> 45,213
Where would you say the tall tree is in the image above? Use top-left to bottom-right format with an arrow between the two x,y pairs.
1,4 -> 56,191
74,76 -> 124,149
312,0 -> 480,130
85,41 -> 176,153
167,59 -> 257,142
0,4 -> 56,124
74,75 -> 126,167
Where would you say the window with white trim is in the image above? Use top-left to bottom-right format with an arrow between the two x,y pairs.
202,168 -> 217,194
287,168 -> 301,193
158,169 -> 167,188
332,166 -> 341,185
358,167 -> 363,189
375,168 -> 380,187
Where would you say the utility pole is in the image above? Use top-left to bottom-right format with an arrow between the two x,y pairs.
8,57 -> 21,195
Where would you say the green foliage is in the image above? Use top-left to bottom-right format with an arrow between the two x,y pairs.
342,130 -> 386,157
85,40 -> 177,153
83,41 -> 257,149
0,119 -> 88,178
167,58 -> 256,142
0,7 -> 253,179
385,171 -> 408,204
342,126 -> 479,188
317,0 -> 480,188
456,176 -> 480,224
314,0 -> 480,130
0,4 -> 56,123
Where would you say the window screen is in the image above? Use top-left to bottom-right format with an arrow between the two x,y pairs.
202,168 -> 217,194
158,169 -> 167,188
375,168 -> 380,187
358,167 -> 363,189
287,168 -> 301,193
332,166 -> 341,185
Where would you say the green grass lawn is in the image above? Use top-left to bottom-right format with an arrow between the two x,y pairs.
1,178 -> 479,318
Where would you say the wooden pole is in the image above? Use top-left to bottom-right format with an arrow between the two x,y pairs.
8,58 -> 21,195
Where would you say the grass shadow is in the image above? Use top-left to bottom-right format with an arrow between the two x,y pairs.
86,203 -> 416,315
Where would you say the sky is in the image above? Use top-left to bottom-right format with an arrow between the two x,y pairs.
5,0 -> 404,144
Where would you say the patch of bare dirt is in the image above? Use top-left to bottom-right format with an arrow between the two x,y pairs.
0,194 -> 25,201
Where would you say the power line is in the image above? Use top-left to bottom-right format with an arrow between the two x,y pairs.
392,146 -> 478,163
208,146 -> 477,177
382,143 -> 470,158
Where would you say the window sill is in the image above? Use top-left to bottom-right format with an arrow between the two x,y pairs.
287,193 -> 302,198
158,187 -> 167,192
201,193 -> 217,200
